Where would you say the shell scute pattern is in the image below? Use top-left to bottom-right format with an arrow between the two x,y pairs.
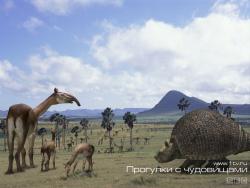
171,110 -> 241,160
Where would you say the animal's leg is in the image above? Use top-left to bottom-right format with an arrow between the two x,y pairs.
15,117 -> 29,172
82,159 -> 86,171
179,159 -> 196,173
206,158 -> 230,171
15,137 -> 25,172
220,157 -> 230,170
72,160 -> 79,174
86,156 -> 93,172
6,120 -> 15,174
21,148 -> 27,168
192,160 -> 207,168
52,151 -> 56,169
205,160 -> 217,168
28,132 -> 36,168
45,153 -> 51,171
41,153 -> 45,171
65,165 -> 71,177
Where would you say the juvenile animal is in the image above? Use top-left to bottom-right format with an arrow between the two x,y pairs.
41,129 -> 56,171
65,143 -> 95,177
155,109 -> 250,169
5,88 -> 81,174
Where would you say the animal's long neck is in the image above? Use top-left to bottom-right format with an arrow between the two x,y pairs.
33,95 -> 56,118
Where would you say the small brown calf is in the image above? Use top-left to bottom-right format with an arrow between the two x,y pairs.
64,143 -> 95,177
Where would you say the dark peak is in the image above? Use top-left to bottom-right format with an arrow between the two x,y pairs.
159,90 -> 187,103
165,90 -> 186,97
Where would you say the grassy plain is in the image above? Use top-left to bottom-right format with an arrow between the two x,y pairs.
0,123 -> 249,188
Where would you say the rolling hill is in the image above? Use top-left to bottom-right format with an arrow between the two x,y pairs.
138,90 -> 250,116
0,108 -> 148,119
1,90 -> 250,119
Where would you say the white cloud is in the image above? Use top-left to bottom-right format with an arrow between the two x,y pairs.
0,60 -> 26,91
91,1 -> 250,104
2,1 -> 250,108
23,17 -> 44,32
212,1 -> 240,16
30,0 -> 123,15
2,0 -> 14,12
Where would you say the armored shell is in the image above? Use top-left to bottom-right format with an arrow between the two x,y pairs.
170,110 -> 247,160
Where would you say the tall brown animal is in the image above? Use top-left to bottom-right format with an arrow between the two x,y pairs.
41,129 -> 56,171
65,143 -> 95,177
6,88 -> 81,174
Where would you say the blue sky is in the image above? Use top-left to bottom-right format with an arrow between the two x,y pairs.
1,0 -> 250,111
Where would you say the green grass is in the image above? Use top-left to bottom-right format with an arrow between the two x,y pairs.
0,123 -> 249,188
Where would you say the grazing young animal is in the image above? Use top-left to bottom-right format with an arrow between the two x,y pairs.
5,88 -> 81,174
41,129 -> 56,171
65,143 -> 95,177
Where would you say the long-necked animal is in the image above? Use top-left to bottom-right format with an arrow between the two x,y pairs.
64,143 -> 95,177
6,88 -> 81,174
41,129 -> 56,171
155,110 -> 250,170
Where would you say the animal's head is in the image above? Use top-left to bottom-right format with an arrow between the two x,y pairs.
154,141 -> 181,163
52,88 -> 81,106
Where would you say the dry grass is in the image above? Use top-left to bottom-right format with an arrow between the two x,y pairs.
0,123 -> 249,188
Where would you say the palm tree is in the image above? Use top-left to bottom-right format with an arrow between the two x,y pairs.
49,113 -> 65,149
123,112 -> 136,151
61,115 -> 67,150
49,113 -> 60,129
80,118 -> 89,143
37,128 -> 47,146
223,106 -> 234,118
71,126 -> 80,145
101,107 -> 115,153
177,97 -> 190,114
208,100 -> 222,112
0,119 -> 7,152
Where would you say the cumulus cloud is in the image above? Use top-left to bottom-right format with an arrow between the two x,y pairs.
91,1 -> 250,104
2,0 -> 250,108
22,17 -> 44,32
30,0 -> 123,15
0,47 -> 157,108
2,0 -> 14,12
0,60 -> 25,91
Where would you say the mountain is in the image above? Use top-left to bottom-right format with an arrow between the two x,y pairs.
138,90 -> 208,116
41,108 -> 148,119
0,110 -> 7,118
0,108 -> 148,119
0,107 -> 149,119
138,90 -> 250,116
1,90 -> 250,118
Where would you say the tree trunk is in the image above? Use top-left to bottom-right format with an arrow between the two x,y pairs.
84,128 -> 87,143
62,128 -> 65,150
41,135 -> 44,146
130,128 -> 133,151
58,136 -> 61,150
108,130 -> 112,153
3,128 -> 7,152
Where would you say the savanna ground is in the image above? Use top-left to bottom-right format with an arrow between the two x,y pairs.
0,122 -> 249,188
